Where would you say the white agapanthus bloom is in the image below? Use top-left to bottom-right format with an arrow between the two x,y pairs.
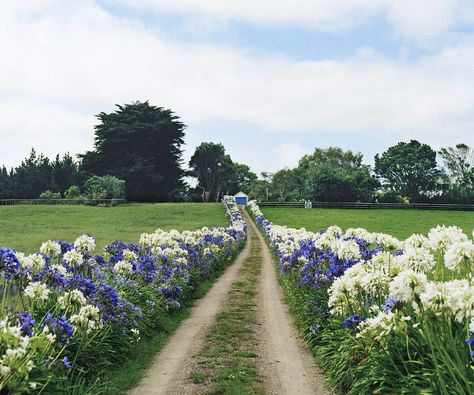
74,235 -> 96,254
332,239 -> 361,261
51,264 -> 67,276
58,289 -> 87,309
444,279 -> 474,323
114,260 -> 133,275
395,247 -> 435,273
419,281 -> 452,315
39,240 -> 61,257
388,270 -> 428,303
63,250 -> 84,267
428,225 -> 468,252
356,311 -> 397,342
328,263 -> 368,314
70,305 -> 103,333
444,241 -> 474,272
123,249 -> 138,261
24,282 -> 50,301
404,234 -> 431,250
17,253 -> 46,272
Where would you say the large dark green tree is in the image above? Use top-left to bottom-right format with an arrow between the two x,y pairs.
80,102 -> 185,202
374,140 -> 440,202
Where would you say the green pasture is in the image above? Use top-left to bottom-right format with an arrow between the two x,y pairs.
261,207 -> 474,239
0,203 -> 227,254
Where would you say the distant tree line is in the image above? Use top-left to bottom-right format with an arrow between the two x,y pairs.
0,101 -> 472,203
250,141 -> 474,204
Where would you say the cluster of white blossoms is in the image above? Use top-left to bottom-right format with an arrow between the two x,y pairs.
24,282 -> 50,301
123,249 -> 138,262
428,225 -> 468,252
113,260 -> 133,275
58,289 -> 87,310
444,241 -> 474,272
73,235 -> 96,255
16,253 -> 45,272
326,221 -> 474,339
63,250 -> 84,267
389,270 -> 428,303
70,305 -> 103,334
395,247 -> 435,272
39,240 -> 61,257
0,318 -> 35,386
329,251 -> 394,315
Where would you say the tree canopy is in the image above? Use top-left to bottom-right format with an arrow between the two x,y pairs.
374,140 -> 440,202
80,101 -> 185,202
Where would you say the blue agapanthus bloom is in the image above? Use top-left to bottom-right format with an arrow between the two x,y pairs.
43,313 -> 74,344
17,311 -> 36,337
309,324 -> 321,335
342,314 -> 366,330
0,247 -> 20,280
65,275 -> 96,297
62,356 -> 72,370
383,296 -> 401,313
57,241 -> 74,254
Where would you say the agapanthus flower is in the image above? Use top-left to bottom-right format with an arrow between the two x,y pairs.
444,241 -> 474,272
113,260 -> 133,275
39,240 -> 62,257
70,304 -> 102,334
342,314 -> 366,330
24,281 -> 50,301
73,234 -> 96,255
58,289 -> 87,309
63,250 -> 84,267
388,270 -> 428,303
0,248 -> 20,279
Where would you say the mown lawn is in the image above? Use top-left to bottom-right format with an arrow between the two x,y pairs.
0,203 -> 227,253
261,207 -> 474,239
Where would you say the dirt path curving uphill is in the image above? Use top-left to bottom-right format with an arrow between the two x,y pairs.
248,216 -> 331,395
129,221 -> 253,395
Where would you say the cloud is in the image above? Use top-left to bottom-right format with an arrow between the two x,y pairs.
1,0 -> 474,171
117,0 -> 474,42
275,142 -> 311,170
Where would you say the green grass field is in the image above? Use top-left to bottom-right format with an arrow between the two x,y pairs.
261,208 -> 474,239
0,203 -> 227,254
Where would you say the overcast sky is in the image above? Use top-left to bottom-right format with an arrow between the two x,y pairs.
1,0 -> 474,174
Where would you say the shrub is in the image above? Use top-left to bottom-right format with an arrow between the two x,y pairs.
64,185 -> 82,199
39,190 -> 61,199
84,175 -> 125,199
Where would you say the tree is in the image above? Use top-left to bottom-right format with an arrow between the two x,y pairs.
0,166 -> 12,199
10,149 -> 54,198
51,153 -> 84,195
80,101 -> 186,202
438,144 -> 474,203
189,142 -> 238,202
374,140 -> 440,202
233,163 -> 257,194
296,146 -> 378,202
260,172 -> 273,200
271,168 -> 298,201
439,144 -> 474,186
